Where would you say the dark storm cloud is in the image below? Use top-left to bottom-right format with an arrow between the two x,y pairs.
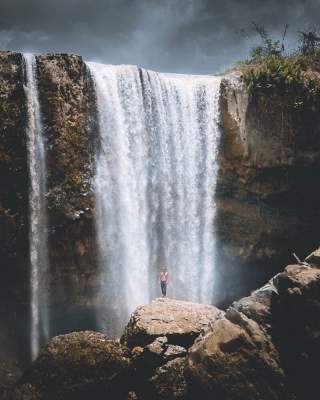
0,0 -> 319,73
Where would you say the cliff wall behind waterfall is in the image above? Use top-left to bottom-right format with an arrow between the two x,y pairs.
216,70 -> 320,304
1,51 -> 320,362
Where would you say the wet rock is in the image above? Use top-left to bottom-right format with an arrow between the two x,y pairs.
304,247 -> 320,267
36,53 -> 99,331
0,359 -> 22,400
14,331 -> 132,400
186,258 -> 320,400
272,264 -> 320,399
230,281 -> 277,330
121,297 -> 223,349
0,51 -> 30,367
148,358 -> 188,400
215,71 -> 320,306
163,345 -> 187,362
186,317 -> 288,400
133,337 -> 168,374
132,336 -> 187,381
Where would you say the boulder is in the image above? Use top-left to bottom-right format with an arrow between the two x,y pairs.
14,331 -> 132,400
186,317 -> 288,400
148,358 -> 188,400
305,247 -> 320,267
185,260 -> 320,400
121,298 -> 223,349
272,264 -> 320,399
230,281 -> 277,330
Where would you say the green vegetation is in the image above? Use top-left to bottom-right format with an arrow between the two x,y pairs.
239,24 -> 320,103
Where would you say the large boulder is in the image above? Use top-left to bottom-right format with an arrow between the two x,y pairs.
148,357 -> 188,400
121,298 -> 223,349
186,260 -> 320,400
272,264 -> 320,399
186,316 -> 289,400
13,331 -> 132,400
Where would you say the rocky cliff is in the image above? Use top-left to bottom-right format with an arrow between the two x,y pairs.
0,52 -> 98,368
36,54 -> 98,335
1,50 -> 320,367
9,248 -> 320,400
216,70 -> 320,305
0,51 -> 29,366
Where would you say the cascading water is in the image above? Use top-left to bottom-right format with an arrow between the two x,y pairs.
24,53 -> 49,360
88,62 -> 221,335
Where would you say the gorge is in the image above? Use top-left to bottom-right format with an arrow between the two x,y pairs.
1,50 -> 320,397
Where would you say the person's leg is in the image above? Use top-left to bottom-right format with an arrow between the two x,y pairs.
161,281 -> 165,296
163,282 -> 167,297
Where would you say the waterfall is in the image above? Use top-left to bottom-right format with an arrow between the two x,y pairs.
24,53 -> 49,360
88,62 -> 221,335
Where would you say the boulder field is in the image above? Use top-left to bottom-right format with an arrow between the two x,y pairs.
8,248 -> 320,400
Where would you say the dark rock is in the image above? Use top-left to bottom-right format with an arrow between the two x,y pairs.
215,71 -> 320,306
14,331 -> 132,400
163,345 -> 187,362
186,317 -> 288,400
0,51 -> 30,366
272,264 -> 320,399
185,260 -> 320,400
133,337 -> 168,375
121,297 -> 223,349
230,281 -> 277,330
0,359 -> 22,400
304,247 -> 320,267
148,358 -> 188,400
36,53 -> 99,331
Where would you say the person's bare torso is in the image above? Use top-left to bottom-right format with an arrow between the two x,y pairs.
160,271 -> 168,282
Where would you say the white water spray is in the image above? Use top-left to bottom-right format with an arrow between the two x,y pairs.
24,53 -> 49,360
88,62 -> 221,335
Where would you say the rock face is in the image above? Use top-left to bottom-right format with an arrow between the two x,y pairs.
121,298 -> 223,349
36,54 -> 99,334
1,49 -> 320,376
216,71 -> 320,305
148,357 -> 188,400
0,51 -> 99,366
6,252 -> 320,400
13,331 -> 132,400
121,298 -> 222,399
272,264 -> 320,399
185,257 -> 320,400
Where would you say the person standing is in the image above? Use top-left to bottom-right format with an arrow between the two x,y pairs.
159,267 -> 169,297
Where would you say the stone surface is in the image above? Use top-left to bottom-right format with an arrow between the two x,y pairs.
148,358 -> 188,400
304,247 -> 320,266
13,331 -> 132,400
230,281 -> 277,330
185,258 -> 320,400
215,71 -> 320,306
36,53 -> 99,333
163,345 -> 187,362
272,264 -> 320,399
121,297 -> 223,349
186,317 -> 288,400
8,251 -> 320,400
0,51 -> 30,367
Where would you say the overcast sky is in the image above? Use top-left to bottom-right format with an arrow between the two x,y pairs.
0,0 -> 318,74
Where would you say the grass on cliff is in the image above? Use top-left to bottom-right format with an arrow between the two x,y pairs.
238,25 -> 320,105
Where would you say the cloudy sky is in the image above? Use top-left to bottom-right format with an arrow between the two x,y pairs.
0,0 -> 318,74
